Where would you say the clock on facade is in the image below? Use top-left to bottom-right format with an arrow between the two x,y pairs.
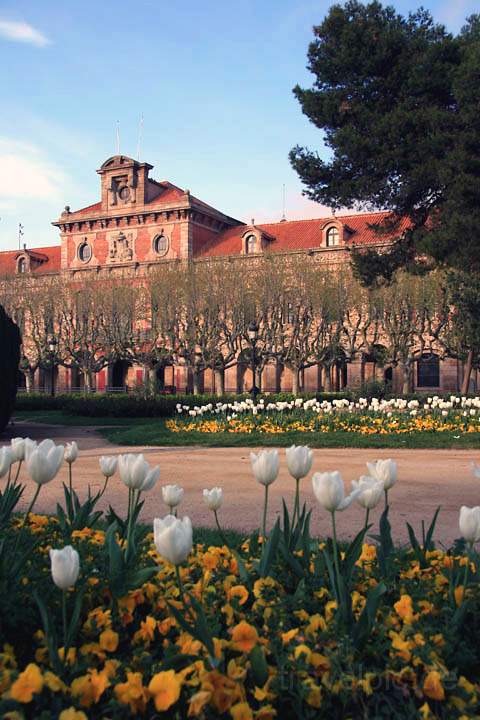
118,186 -> 130,201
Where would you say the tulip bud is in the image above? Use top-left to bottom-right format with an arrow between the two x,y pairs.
366,459 -> 397,490
99,455 -> 118,478
250,450 -> 279,486
0,446 -> 13,478
153,515 -> 192,565
459,506 -> 480,544
312,471 -> 359,512
50,545 -> 80,590
64,442 -> 78,465
286,445 -> 313,480
26,443 -> 64,485
352,476 -> 384,510
203,487 -> 223,511
162,484 -> 184,509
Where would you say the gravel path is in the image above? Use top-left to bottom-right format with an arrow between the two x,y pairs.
2,420 -> 479,547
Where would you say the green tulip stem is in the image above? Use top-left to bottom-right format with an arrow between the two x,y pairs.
62,591 -> 68,665
384,489 -> 389,509
169,505 -> 174,515
462,543 -> 473,602
68,464 -> 73,495
13,483 -> 42,553
262,484 -> 269,539
99,475 -> 109,498
364,508 -> 370,532
293,478 -> 300,524
331,510 -> 341,603
6,464 -> 12,490
214,510 -> 228,546
13,460 -> 22,487
19,483 -> 41,532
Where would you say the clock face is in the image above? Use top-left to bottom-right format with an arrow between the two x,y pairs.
119,186 -> 130,201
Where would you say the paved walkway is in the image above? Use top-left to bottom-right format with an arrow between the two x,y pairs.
2,421 -> 480,547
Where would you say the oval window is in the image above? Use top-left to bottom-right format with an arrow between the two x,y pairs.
78,242 -> 92,263
153,234 -> 169,256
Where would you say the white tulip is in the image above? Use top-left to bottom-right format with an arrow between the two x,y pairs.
0,446 -> 13,478
312,471 -> 359,512
118,454 -> 160,491
142,466 -> 160,492
366,459 -> 397,490
352,475 -> 384,510
203,487 -> 223,511
153,515 -> 192,565
459,506 -> 480,544
99,455 -> 118,478
162,484 -> 184,509
250,449 -> 279,486
10,437 -> 28,462
286,445 -> 313,480
64,442 -> 78,464
26,442 -> 64,485
50,545 -> 80,590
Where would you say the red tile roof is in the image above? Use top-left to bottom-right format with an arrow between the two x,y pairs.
194,211 -> 410,257
0,246 -> 61,276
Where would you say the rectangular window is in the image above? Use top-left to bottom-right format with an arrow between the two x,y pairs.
417,355 -> 440,388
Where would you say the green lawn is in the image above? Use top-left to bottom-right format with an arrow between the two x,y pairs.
13,409 -> 480,448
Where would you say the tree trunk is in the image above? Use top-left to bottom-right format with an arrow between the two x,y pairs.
192,369 -> 202,396
215,369 -> 225,397
83,369 -> 91,395
324,366 -> 333,391
360,357 -> 366,386
291,368 -> 299,396
461,349 -> 474,395
25,370 -> 34,393
255,368 -> 262,393
401,363 -> 411,395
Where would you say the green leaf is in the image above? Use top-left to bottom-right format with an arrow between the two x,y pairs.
249,645 -> 269,687
258,519 -> 281,578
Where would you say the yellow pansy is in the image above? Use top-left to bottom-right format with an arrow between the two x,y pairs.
10,663 -> 43,703
148,669 -> 182,712
231,621 -> 259,653
114,671 -> 148,714
423,670 -> 445,701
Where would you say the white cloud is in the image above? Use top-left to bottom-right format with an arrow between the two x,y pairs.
0,138 -> 66,201
0,19 -> 49,47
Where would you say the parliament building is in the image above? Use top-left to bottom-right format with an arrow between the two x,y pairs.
0,155 -> 463,395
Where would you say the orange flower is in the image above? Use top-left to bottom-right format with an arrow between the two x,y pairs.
99,629 -> 119,652
423,670 -> 445,701
59,709 -> 88,720
148,670 -> 181,712
228,585 -> 249,606
71,669 -> 110,708
394,594 -> 414,624
231,621 -> 259,653
10,663 -> 43,703
230,701 -> 254,720
115,672 -> 148,714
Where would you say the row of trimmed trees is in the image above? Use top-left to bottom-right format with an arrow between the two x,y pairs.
0,256 -> 477,395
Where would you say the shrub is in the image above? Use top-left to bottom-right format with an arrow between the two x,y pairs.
0,305 -> 20,433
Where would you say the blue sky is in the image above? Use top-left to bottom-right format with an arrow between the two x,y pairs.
0,0 -> 476,251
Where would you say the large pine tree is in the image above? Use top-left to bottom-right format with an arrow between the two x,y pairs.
290,1 -> 480,283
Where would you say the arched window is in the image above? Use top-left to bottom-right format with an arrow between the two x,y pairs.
326,226 -> 340,247
245,235 -> 256,254
78,242 -> 92,263
17,257 -> 27,274
153,234 -> 169,256
417,353 -> 440,388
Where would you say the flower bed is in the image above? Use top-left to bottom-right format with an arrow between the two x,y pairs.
168,396 -> 480,435
0,439 -> 479,718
